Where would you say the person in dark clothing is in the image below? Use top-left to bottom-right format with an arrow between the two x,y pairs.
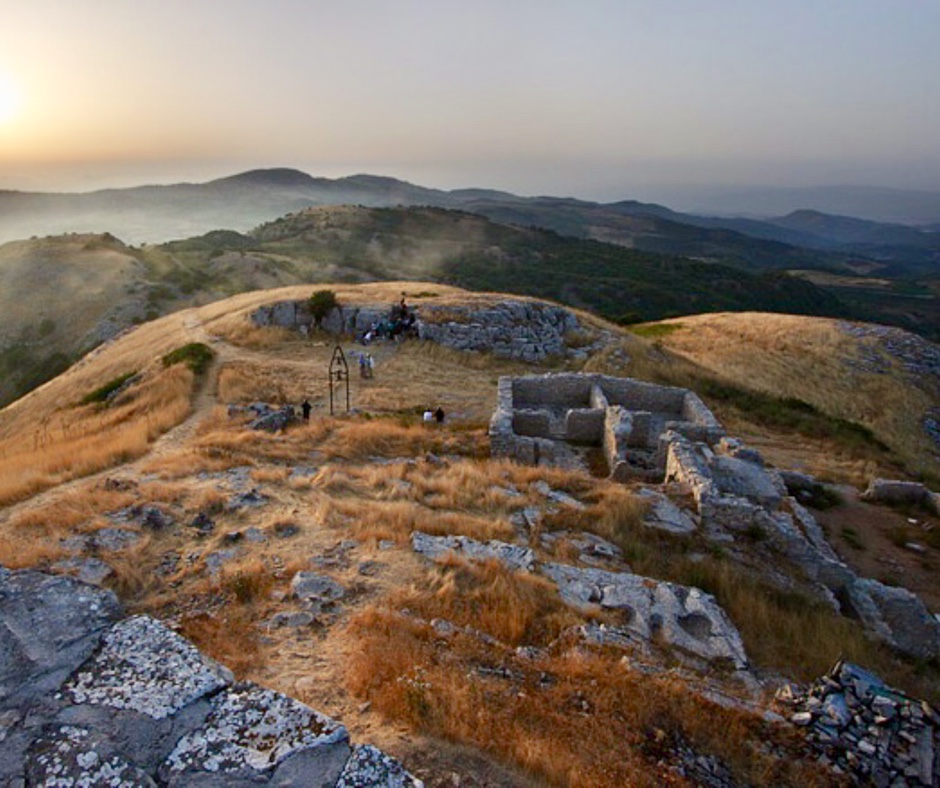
434,407 -> 445,424
301,400 -> 312,421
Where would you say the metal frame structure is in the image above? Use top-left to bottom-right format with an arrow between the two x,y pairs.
328,345 -> 350,415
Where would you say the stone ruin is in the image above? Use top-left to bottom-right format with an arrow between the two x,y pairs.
489,373 -> 940,662
489,373 -> 724,481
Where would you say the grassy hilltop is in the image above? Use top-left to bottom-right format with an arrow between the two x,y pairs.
1,282 -> 938,785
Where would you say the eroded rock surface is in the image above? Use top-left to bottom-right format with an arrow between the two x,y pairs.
541,563 -> 749,670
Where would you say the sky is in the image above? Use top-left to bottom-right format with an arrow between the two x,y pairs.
0,0 -> 938,203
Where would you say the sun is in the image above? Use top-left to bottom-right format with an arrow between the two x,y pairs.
0,73 -> 21,124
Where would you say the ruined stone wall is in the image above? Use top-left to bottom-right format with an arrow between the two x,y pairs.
599,377 -> 687,415
251,298 -> 580,364
512,374 -> 594,409
417,301 -> 578,363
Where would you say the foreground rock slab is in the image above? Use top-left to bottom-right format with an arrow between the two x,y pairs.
0,566 -> 421,787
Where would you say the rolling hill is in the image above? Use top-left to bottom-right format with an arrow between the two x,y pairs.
0,206 -> 848,407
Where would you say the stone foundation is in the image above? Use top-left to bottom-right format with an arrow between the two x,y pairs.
489,373 -> 724,479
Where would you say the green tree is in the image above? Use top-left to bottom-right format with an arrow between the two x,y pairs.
308,289 -> 339,327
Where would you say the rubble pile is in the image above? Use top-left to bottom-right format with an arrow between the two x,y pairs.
779,661 -> 940,786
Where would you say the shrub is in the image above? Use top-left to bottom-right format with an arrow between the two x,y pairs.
79,371 -> 138,405
162,343 -> 215,375
308,289 -> 338,327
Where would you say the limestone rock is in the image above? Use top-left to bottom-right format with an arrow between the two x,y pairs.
862,478 -> 936,512
291,571 -> 346,605
249,404 -> 297,432
0,570 -> 121,707
1,568 -> 419,787
64,615 -> 233,720
336,744 -> 424,787
25,724 -> 157,787
161,682 -> 350,786
52,557 -> 114,586
636,488 -> 697,535
539,530 -> 624,566
845,578 -> 940,660
532,480 -> 585,509
411,532 -> 536,572
541,563 -> 748,669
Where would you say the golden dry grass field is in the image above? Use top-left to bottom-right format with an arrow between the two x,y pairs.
2,283 -> 939,786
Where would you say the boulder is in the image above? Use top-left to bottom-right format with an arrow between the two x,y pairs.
291,572 -> 346,607
861,478 -> 936,512
336,744 -> 424,787
844,578 -> 940,660
251,405 -> 296,432
636,489 -> 697,535
0,570 -> 121,707
0,568 -> 421,786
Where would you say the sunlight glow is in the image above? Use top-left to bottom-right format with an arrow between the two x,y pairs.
0,73 -> 21,124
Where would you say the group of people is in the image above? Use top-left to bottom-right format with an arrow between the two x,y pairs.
360,295 -> 417,345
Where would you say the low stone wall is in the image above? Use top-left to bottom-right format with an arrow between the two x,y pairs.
417,301 -> 578,363
251,298 -> 580,364
512,374 -> 594,409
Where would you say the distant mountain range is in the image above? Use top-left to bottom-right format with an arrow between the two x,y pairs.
672,184 -> 940,226
1,168 -> 937,277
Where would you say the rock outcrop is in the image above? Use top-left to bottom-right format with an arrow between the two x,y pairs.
0,567 -> 420,787
541,563 -> 749,670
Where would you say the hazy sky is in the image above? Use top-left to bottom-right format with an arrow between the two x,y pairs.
0,0 -> 937,201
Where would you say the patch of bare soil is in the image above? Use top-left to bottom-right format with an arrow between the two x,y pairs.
813,487 -> 940,612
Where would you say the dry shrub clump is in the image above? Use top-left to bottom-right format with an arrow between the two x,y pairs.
0,485 -> 140,568
346,563 -> 836,787
176,557 -> 278,676
179,608 -> 264,677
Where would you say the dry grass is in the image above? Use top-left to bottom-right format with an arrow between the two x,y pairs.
0,364 -> 195,505
645,312 -> 936,476
179,608 -> 265,676
321,495 -> 514,546
345,569 -> 838,788
175,556 -> 281,675
0,484 -> 140,567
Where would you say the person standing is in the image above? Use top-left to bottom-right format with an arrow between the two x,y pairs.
301,400 -> 312,421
